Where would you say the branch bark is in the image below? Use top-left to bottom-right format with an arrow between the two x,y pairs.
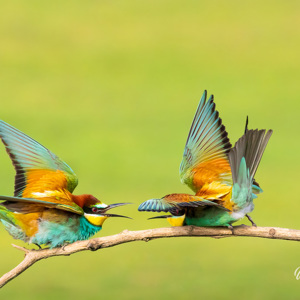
1,225 -> 299,288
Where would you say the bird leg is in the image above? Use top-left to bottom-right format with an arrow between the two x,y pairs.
227,225 -> 234,234
246,214 -> 257,227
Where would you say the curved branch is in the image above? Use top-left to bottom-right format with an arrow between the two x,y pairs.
1,225 -> 299,288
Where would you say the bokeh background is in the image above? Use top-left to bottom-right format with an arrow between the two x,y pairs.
0,1 -> 299,299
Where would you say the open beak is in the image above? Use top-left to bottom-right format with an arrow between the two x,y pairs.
100,203 -> 132,219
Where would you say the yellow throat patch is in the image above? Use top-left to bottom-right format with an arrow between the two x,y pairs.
167,215 -> 185,227
84,214 -> 108,227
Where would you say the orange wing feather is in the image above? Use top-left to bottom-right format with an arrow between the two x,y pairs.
0,121 -> 82,214
192,158 -> 232,191
179,91 -> 232,196
22,169 -> 73,204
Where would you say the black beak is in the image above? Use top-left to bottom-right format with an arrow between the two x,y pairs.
101,213 -> 132,219
106,203 -> 132,210
100,203 -> 132,219
148,215 -> 172,220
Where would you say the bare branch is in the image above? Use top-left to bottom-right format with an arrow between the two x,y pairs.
1,225 -> 299,288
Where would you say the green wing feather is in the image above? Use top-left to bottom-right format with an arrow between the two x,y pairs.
179,91 -> 232,191
138,194 -> 230,212
0,120 -> 78,197
0,195 -> 83,215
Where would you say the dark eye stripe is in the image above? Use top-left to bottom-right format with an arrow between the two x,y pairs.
83,206 -> 99,214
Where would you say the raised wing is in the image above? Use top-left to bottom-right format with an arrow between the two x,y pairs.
229,129 -> 273,184
0,121 -> 80,211
229,129 -> 273,208
179,91 -> 232,193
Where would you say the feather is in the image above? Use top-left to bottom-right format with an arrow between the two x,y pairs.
179,91 -> 232,192
0,121 -> 78,197
229,129 -> 273,184
0,195 -> 83,215
138,193 -> 231,213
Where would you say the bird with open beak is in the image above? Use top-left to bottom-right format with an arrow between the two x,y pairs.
0,121 -> 130,248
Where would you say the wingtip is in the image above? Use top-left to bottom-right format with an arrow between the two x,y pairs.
244,116 -> 249,134
138,199 -> 171,212
200,90 -> 207,104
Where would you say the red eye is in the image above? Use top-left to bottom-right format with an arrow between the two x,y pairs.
92,207 -> 98,213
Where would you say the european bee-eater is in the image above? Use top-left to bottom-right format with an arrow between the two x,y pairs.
138,91 -> 272,228
0,121 -> 130,248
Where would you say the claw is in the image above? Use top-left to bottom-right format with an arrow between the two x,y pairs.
34,243 -> 42,250
61,242 -> 70,251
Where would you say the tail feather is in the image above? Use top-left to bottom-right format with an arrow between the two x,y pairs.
0,204 -> 15,225
0,205 -> 26,240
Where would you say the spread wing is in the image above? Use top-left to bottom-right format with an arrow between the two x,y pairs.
0,195 -> 83,215
0,121 -> 81,214
138,194 -> 230,212
179,91 -> 232,193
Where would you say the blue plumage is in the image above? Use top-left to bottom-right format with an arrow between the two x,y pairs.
31,216 -> 102,248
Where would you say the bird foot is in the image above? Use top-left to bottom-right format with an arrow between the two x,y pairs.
246,214 -> 257,227
227,225 -> 234,234
61,242 -> 70,251
34,243 -> 42,250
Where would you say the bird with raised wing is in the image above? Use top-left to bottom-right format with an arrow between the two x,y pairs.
138,91 -> 272,228
0,121 -> 130,248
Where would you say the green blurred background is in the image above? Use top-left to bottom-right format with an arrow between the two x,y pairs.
0,0 -> 299,299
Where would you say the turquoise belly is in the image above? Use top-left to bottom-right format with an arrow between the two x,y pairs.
32,216 -> 102,248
